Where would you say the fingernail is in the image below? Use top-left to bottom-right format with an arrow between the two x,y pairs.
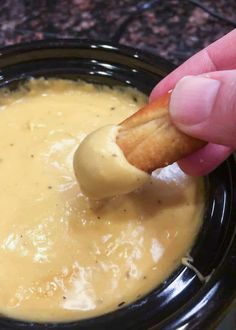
169,76 -> 221,126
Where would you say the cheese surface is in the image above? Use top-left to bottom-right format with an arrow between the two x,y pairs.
0,79 -> 204,322
73,124 -> 149,199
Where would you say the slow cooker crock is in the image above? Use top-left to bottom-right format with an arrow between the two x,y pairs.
0,40 -> 235,330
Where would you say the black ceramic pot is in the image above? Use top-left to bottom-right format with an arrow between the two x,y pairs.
0,40 -> 235,330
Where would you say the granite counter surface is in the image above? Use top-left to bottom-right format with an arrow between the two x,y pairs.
0,0 -> 236,65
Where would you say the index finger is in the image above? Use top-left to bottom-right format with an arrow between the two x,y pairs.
150,29 -> 236,101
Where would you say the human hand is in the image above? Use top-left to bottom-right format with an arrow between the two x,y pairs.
150,29 -> 236,176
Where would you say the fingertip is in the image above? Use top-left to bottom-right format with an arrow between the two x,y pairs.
149,85 -> 162,102
178,158 -> 209,176
169,76 -> 220,127
177,144 -> 232,176
149,78 -> 174,102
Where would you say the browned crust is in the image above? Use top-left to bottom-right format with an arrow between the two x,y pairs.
116,92 -> 206,173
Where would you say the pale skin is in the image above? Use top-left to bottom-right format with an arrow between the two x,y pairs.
150,29 -> 236,176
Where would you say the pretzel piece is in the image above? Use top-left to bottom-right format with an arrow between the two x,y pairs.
116,92 -> 206,173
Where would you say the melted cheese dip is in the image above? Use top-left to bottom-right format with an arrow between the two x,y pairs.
0,79 -> 204,322
73,125 -> 150,199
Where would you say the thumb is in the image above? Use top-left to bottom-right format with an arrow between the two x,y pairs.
169,71 -> 236,148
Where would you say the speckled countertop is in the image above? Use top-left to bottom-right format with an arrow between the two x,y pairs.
1,0 -> 236,66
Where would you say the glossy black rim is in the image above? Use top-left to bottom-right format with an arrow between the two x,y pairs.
0,40 -> 235,330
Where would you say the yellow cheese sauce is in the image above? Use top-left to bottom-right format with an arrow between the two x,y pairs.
0,79 -> 204,322
73,124 -> 150,199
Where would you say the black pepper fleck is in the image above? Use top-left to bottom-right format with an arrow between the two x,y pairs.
112,153 -> 117,157
143,276 -> 147,280
63,296 -> 66,300
132,96 -> 138,103
30,154 -> 34,158
10,143 -> 14,147
118,301 -> 125,307
97,216 -> 101,220
48,186 -> 52,189
110,107 -> 115,111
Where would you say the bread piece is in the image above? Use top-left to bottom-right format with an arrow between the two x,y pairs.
117,92 -> 206,173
